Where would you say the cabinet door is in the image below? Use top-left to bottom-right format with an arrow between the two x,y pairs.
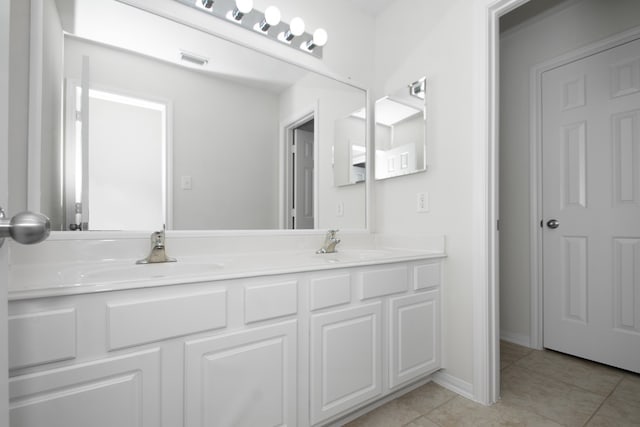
9,349 -> 161,427
310,302 -> 382,425
184,320 -> 297,427
389,290 -> 440,389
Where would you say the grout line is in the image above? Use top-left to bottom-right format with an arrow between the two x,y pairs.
581,375 -> 624,427
511,349 -> 625,397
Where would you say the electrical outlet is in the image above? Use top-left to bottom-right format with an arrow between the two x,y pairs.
181,176 -> 192,190
336,202 -> 344,217
416,192 -> 429,213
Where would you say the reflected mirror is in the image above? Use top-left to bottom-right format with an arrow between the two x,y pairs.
375,77 -> 426,180
21,0 -> 367,231
333,108 -> 366,187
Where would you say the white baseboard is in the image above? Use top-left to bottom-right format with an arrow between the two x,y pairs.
500,330 -> 531,348
432,370 -> 474,401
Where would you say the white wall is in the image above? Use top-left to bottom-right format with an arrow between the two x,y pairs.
373,0 -> 476,386
499,0 -> 640,345
64,37 -> 281,230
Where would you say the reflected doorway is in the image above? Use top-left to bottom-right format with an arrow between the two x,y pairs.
65,83 -> 169,231
285,116 -> 315,229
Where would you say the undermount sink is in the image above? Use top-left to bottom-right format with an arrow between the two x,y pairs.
314,249 -> 396,262
75,262 -> 224,283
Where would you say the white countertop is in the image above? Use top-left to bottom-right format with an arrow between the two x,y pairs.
8,232 -> 446,300
9,248 -> 445,300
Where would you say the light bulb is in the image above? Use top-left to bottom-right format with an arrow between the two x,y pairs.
264,6 -> 281,26
235,0 -> 253,13
312,28 -> 328,47
255,5 -> 281,32
290,17 -> 305,36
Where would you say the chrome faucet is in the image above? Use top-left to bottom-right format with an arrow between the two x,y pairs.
316,229 -> 341,254
136,226 -> 176,264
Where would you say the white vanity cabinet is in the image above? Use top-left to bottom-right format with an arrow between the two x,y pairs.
7,257 -> 443,427
308,259 -> 442,426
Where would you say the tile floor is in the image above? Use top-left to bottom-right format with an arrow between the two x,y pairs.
345,341 -> 640,426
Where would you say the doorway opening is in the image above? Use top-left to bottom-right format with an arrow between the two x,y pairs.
499,0 -> 640,374
284,113 -> 316,230
64,82 -> 169,231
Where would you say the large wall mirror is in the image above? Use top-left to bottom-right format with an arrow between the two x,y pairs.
374,77 -> 426,180
21,0 -> 367,232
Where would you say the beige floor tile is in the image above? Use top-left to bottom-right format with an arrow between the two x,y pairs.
396,382 -> 457,415
403,415 -> 440,427
343,400 -> 422,427
500,341 -> 533,370
426,395 -> 563,427
501,365 -> 605,426
514,349 -> 623,395
586,373 -> 640,427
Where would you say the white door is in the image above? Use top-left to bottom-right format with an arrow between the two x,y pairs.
1,0 -> 11,422
542,37 -> 640,373
293,129 -> 314,229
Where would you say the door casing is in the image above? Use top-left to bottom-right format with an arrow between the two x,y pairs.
279,107 -> 318,230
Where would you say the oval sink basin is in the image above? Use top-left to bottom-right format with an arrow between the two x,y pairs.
314,249 -> 396,263
77,262 -> 224,283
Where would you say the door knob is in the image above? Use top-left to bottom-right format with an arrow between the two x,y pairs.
546,219 -> 560,229
0,208 -> 51,247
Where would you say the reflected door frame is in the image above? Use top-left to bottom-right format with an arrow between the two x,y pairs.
279,105 -> 319,230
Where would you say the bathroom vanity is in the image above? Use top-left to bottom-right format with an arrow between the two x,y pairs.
7,234 -> 445,426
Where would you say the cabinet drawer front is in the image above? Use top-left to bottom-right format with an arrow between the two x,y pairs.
361,266 -> 408,299
9,348 -> 161,427
9,308 -> 77,370
245,280 -> 297,324
310,274 -> 351,311
108,289 -> 227,350
414,262 -> 441,290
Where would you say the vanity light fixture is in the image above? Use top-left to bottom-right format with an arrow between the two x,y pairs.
254,5 -> 280,33
200,0 -> 214,9
409,77 -> 426,100
279,17 -> 305,43
180,0 -> 326,58
302,28 -> 328,51
228,0 -> 253,22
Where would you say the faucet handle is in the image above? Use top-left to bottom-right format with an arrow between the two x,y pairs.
328,229 -> 339,237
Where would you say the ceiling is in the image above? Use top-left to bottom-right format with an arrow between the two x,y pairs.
67,0 -> 308,93
347,0 -> 395,16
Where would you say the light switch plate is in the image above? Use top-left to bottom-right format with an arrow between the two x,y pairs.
417,192 -> 429,213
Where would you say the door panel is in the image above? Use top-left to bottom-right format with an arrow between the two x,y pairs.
542,37 -> 640,373
294,129 -> 314,229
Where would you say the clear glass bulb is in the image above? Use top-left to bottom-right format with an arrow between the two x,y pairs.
264,6 -> 281,26
235,0 -> 253,14
290,17 -> 305,36
313,28 -> 328,47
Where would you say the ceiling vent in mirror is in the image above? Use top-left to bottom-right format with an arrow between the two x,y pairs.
180,50 -> 209,66
175,0 -> 327,59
